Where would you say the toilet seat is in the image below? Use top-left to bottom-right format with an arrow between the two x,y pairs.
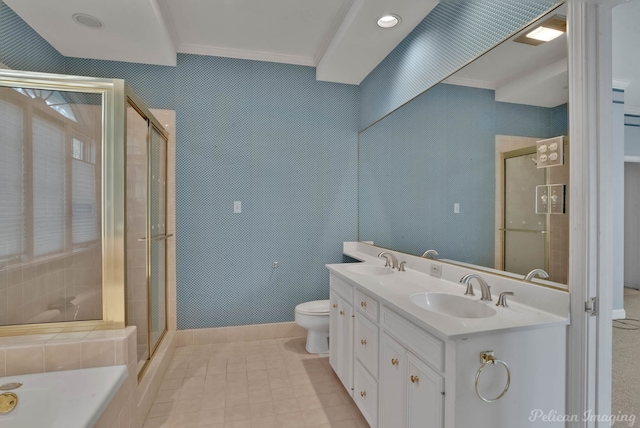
295,300 -> 329,316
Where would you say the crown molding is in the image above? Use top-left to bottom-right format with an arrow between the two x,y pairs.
625,105 -> 640,116
612,79 -> 631,90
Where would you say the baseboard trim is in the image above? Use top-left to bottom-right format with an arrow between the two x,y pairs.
176,321 -> 306,347
612,309 -> 627,320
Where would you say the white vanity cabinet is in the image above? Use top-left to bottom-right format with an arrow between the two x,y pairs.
329,276 -> 354,395
379,324 -> 444,428
327,270 -> 567,428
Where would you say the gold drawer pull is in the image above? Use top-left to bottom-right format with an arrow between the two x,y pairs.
360,339 -> 367,345
410,375 -> 419,383
360,391 -> 367,397
339,310 -> 345,316
333,304 -> 338,309
361,301 -> 367,308
391,358 -> 399,366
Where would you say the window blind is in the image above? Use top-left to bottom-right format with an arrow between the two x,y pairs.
32,116 -> 66,256
0,99 -> 24,262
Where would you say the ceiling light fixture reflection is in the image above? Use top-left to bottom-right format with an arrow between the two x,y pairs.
526,26 -> 564,42
377,14 -> 400,28
72,13 -> 104,29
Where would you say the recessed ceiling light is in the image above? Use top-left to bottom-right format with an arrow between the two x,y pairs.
526,26 -> 563,42
72,13 -> 104,30
377,14 -> 400,29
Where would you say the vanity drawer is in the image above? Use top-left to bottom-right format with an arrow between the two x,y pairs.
355,289 -> 379,321
354,360 -> 378,428
381,307 -> 444,373
330,274 -> 353,303
354,313 -> 379,377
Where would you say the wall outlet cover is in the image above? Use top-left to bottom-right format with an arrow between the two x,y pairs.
430,263 -> 442,277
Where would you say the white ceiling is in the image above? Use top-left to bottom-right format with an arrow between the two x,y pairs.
443,5 -> 568,109
5,0 -> 437,85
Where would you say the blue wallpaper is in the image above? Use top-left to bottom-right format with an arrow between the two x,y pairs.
0,2 -> 359,329
174,55 -> 359,328
359,0 -> 559,130
358,83 -> 567,265
0,1 -> 64,73
65,58 -> 176,110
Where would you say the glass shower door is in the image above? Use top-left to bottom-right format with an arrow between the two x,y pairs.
148,124 -> 167,354
503,150 -> 548,275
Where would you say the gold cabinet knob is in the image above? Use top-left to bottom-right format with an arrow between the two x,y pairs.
360,301 -> 367,308
360,339 -> 367,345
360,391 -> 367,397
410,375 -> 419,383
339,310 -> 344,316
333,304 -> 338,309
391,358 -> 399,366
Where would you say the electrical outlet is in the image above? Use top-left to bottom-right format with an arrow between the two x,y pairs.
430,263 -> 442,277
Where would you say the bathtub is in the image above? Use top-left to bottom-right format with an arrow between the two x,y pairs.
0,365 -> 128,428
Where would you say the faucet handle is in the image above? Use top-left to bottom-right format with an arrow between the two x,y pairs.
496,292 -> 514,308
398,261 -> 406,272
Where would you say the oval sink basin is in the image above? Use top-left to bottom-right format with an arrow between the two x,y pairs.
347,265 -> 394,276
410,292 -> 497,319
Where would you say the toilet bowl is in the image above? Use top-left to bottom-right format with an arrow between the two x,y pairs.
295,300 -> 330,354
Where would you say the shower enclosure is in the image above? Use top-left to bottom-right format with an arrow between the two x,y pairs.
0,69 -> 170,378
500,142 -> 570,284
126,96 -> 169,374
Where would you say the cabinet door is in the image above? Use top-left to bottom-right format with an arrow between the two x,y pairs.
338,297 -> 354,395
330,291 -> 354,396
329,290 -> 340,375
354,360 -> 379,428
407,354 -> 444,428
380,333 -> 407,428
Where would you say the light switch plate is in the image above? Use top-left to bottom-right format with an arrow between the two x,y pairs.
549,184 -> 566,214
536,185 -> 549,214
234,201 -> 241,213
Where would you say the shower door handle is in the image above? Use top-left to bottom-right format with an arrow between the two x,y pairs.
152,233 -> 173,241
138,233 -> 173,242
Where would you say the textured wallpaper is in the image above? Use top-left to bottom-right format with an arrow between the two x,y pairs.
359,0 -> 559,130
358,82 -> 568,265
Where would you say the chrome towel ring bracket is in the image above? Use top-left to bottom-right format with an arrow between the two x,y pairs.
475,350 -> 511,403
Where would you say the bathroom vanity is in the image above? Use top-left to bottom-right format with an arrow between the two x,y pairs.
327,243 -> 569,428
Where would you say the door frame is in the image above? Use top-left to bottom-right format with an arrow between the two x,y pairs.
567,2 -> 613,426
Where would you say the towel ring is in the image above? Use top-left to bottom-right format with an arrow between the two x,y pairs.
475,354 -> 511,403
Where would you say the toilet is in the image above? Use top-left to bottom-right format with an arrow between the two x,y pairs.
294,300 -> 330,354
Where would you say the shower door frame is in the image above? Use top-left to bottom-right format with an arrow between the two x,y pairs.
499,146 -> 552,275
125,90 -> 170,380
0,70 -> 127,336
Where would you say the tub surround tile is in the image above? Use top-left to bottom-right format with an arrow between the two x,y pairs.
5,345 -> 44,375
44,342 -> 82,372
82,339 -> 116,368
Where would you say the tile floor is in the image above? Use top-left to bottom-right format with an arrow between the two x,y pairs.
143,337 -> 369,428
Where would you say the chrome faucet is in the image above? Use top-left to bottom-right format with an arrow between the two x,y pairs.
378,251 -> 398,269
524,269 -> 549,282
421,249 -> 439,259
460,273 -> 492,301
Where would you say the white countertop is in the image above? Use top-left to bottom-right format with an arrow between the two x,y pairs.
328,243 -> 569,340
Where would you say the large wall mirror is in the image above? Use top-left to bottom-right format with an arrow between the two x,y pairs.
358,4 -> 569,288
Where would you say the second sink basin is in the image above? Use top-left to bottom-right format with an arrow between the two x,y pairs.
410,292 -> 497,319
347,265 -> 395,276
